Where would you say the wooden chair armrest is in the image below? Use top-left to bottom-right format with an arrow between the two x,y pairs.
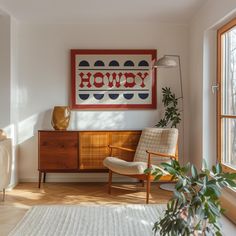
146,150 -> 176,159
108,145 -> 136,153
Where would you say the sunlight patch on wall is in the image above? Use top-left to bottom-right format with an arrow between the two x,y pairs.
3,123 -> 15,142
70,111 -> 126,130
18,113 -> 39,144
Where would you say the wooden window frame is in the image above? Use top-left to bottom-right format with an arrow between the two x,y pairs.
217,17 -> 236,173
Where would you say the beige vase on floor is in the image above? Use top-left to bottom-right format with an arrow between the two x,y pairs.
51,106 -> 71,130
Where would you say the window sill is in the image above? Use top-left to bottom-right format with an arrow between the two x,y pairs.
221,187 -> 236,224
209,172 -> 236,224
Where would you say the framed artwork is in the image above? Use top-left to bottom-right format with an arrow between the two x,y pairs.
71,49 -> 157,110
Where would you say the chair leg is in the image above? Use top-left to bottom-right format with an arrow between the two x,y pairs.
2,188 -> 5,201
38,171 -> 42,188
108,170 -> 112,194
43,172 -> 46,183
146,176 -> 151,204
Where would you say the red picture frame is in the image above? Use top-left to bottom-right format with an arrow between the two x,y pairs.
71,49 -> 157,110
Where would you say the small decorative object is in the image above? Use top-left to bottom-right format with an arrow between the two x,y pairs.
51,106 -> 71,130
148,160 -> 236,236
71,49 -> 157,110
156,87 -> 181,128
0,129 -> 7,141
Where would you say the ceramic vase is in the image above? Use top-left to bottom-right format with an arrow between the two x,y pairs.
51,106 -> 71,130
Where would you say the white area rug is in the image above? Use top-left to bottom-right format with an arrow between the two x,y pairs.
9,205 -> 165,236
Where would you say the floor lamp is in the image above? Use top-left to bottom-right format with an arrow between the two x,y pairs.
154,55 -> 184,191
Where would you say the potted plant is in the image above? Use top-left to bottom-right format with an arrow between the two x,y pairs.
156,87 -> 181,128
148,160 -> 236,236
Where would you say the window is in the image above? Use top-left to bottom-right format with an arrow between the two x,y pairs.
218,18 -> 236,172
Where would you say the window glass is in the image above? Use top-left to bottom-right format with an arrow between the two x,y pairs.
222,26 -> 236,115
218,18 -> 236,173
222,118 -> 236,169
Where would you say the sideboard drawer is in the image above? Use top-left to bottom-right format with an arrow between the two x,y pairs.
39,131 -> 78,170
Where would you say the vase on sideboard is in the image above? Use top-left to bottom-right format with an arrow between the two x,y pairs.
51,106 -> 71,130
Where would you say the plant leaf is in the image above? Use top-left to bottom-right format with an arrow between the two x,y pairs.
144,168 -> 152,174
225,179 -> 236,188
191,165 -> 198,179
154,174 -> 163,181
216,163 -> 222,174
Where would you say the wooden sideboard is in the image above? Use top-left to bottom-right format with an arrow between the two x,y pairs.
38,130 -> 141,187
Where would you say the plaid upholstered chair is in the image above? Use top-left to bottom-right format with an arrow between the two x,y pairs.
103,128 -> 178,204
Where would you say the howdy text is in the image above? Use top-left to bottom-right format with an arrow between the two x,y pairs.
78,72 -> 149,88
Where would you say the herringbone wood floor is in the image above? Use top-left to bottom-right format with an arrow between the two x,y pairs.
0,182 -> 172,236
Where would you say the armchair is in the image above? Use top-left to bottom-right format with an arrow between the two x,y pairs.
0,138 -> 12,201
103,128 -> 178,204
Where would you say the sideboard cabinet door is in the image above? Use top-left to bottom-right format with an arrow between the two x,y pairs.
110,131 -> 141,161
39,131 -> 78,170
79,131 -> 110,170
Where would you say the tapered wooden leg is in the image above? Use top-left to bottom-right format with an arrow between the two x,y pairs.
2,188 -> 5,201
38,171 -> 42,188
146,176 -> 151,204
108,170 -> 112,194
43,172 -> 46,183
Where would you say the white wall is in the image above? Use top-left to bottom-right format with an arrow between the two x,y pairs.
16,22 -> 189,182
189,0 -> 236,169
9,17 -> 19,187
0,14 -> 11,128
0,12 -> 19,188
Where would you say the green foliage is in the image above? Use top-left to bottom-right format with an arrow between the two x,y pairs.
156,87 -> 181,128
148,160 -> 236,236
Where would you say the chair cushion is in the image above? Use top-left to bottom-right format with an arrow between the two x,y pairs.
134,128 -> 178,165
103,156 -> 167,175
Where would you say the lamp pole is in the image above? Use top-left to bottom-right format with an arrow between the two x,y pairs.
155,54 -> 184,165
